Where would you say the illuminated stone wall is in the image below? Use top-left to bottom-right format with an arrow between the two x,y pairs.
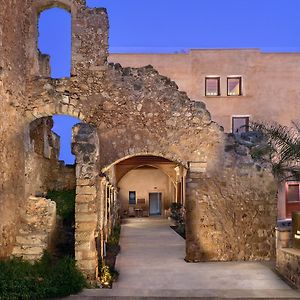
0,0 -> 277,280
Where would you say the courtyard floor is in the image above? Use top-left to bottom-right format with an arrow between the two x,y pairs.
69,217 -> 300,299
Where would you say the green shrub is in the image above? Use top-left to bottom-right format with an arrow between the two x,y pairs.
0,253 -> 86,299
170,202 -> 183,223
107,223 -> 121,247
46,190 -> 76,226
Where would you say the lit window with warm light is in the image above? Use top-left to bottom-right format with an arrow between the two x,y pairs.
205,77 -> 220,96
227,77 -> 242,96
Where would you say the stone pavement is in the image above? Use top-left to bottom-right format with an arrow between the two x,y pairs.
68,217 -> 300,299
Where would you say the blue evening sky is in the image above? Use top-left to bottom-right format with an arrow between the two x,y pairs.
38,0 -> 300,163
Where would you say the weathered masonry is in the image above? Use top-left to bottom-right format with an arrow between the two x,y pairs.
1,0 -> 277,280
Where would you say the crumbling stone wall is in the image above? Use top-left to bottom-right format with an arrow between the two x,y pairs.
186,136 -> 277,261
0,0 -> 278,281
11,196 -> 56,261
25,116 -> 76,196
0,0 -> 32,257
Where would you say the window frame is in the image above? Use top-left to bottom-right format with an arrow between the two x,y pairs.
286,181 -> 300,203
205,76 -> 221,96
231,115 -> 250,134
129,191 -> 136,205
227,76 -> 242,96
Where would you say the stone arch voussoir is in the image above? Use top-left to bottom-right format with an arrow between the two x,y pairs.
32,0 -> 84,15
102,151 -> 188,173
25,101 -> 85,124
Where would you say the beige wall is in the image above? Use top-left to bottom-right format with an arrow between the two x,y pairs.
278,182 -> 286,220
118,168 -> 174,215
109,49 -> 300,132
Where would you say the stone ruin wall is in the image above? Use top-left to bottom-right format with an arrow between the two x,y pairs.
186,135 -> 277,262
11,196 -> 56,261
0,0 -> 278,279
0,0 -> 32,257
25,117 -> 76,197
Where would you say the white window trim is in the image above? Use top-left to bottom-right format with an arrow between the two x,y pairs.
227,75 -> 243,96
205,76 -> 220,96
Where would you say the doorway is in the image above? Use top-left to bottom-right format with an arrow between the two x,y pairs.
149,192 -> 162,216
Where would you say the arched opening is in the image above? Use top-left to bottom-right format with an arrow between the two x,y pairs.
38,7 -> 71,78
14,115 -> 82,262
96,155 -> 187,282
118,165 -> 175,217
52,115 -> 80,164
115,156 -> 186,218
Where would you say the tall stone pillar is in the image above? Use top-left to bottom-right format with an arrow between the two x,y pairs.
72,7 -> 109,76
72,123 -> 100,280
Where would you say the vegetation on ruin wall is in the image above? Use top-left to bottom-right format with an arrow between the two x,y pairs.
0,190 -> 86,299
251,122 -> 300,181
47,190 -> 76,226
0,253 -> 86,299
99,223 -> 121,287
47,190 -> 76,257
170,202 -> 186,239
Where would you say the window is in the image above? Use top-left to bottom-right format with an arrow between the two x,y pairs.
205,77 -> 220,96
227,77 -> 242,96
286,183 -> 300,203
38,8 -> 72,78
232,116 -> 249,133
129,191 -> 136,205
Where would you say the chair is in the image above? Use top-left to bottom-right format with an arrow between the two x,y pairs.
128,206 -> 135,217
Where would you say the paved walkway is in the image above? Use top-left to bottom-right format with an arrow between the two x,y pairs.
70,217 -> 300,299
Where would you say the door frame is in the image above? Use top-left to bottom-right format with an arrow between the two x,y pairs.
285,181 -> 300,218
148,191 -> 163,216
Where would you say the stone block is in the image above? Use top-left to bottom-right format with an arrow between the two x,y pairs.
76,213 -> 97,222
77,179 -> 95,186
12,246 -> 43,256
76,203 -> 90,213
189,162 -> 207,173
76,259 -> 98,273
76,221 -> 97,232
76,241 -> 92,251
76,250 -> 97,260
76,186 -> 97,196
75,231 -> 94,242
76,194 -> 95,203
15,234 -> 47,245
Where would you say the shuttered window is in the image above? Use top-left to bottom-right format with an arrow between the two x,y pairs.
228,77 -> 242,96
205,77 -> 220,96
